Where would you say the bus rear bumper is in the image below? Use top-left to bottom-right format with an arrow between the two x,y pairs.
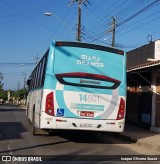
40,116 -> 125,132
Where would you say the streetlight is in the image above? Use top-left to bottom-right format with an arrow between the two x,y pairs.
44,12 -> 53,16
44,12 -> 73,32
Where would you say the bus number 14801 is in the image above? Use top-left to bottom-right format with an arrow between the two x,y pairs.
79,94 -> 99,103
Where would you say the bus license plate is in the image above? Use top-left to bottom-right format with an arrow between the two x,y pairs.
80,111 -> 94,117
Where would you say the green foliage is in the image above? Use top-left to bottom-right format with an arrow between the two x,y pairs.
0,81 -> 3,90
0,90 -> 7,101
0,88 -> 27,103
13,89 -> 28,100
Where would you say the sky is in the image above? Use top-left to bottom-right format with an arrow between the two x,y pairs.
0,0 -> 160,90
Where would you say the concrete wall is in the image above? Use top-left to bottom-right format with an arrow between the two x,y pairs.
127,41 -> 155,68
155,40 -> 160,60
155,75 -> 160,127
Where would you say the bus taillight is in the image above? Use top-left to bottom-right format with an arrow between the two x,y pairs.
116,98 -> 125,120
45,92 -> 54,116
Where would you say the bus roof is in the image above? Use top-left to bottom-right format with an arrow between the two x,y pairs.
55,41 -> 124,55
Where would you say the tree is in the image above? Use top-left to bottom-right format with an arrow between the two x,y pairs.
0,81 -> 3,90
0,90 -> 7,101
0,81 -> 5,101
13,89 -> 28,102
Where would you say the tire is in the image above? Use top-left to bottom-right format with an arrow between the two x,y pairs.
32,110 -> 49,135
32,111 -> 36,135
26,104 -> 31,125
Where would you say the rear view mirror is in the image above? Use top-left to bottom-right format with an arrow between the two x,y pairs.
27,79 -> 31,86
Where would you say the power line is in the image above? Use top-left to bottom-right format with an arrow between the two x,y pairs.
89,0 -> 160,43
118,14 -> 160,37
116,7 -> 160,36
0,1 -> 62,19
0,63 -> 35,65
86,1 -> 157,43
84,0 -> 128,37
114,0 -> 143,20
117,0 -> 160,27
0,0 -> 53,33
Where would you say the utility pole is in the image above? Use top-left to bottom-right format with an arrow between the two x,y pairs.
69,0 -> 90,42
23,72 -> 27,105
17,81 -> 20,90
77,0 -> 82,41
23,72 -> 27,89
111,17 -> 116,47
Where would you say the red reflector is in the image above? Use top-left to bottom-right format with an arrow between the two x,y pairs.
56,42 -> 63,46
116,98 -> 125,120
45,92 -> 54,116
47,104 -> 51,108
47,99 -> 51,103
56,119 -> 62,122
118,51 -> 123,54
120,109 -> 124,113
56,119 -> 67,122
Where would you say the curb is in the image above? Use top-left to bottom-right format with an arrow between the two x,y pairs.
136,140 -> 160,152
99,132 -> 137,143
119,133 -> 160,152
18,105 -> 27,109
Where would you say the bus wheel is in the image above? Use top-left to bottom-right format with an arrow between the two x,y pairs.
32,111 -> 37,135
32,112 -> 49,135
26,104 -> 31,125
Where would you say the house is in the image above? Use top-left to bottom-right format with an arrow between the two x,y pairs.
127,39 -> 160,133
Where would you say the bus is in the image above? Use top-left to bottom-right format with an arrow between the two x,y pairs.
26,41 -> 126,135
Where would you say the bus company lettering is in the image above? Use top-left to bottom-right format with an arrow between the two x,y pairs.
77,54 -> 104,68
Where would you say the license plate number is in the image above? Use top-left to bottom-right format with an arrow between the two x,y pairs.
80,111 -> 94,117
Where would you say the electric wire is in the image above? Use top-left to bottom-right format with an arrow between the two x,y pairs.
89,0 -> 160,43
